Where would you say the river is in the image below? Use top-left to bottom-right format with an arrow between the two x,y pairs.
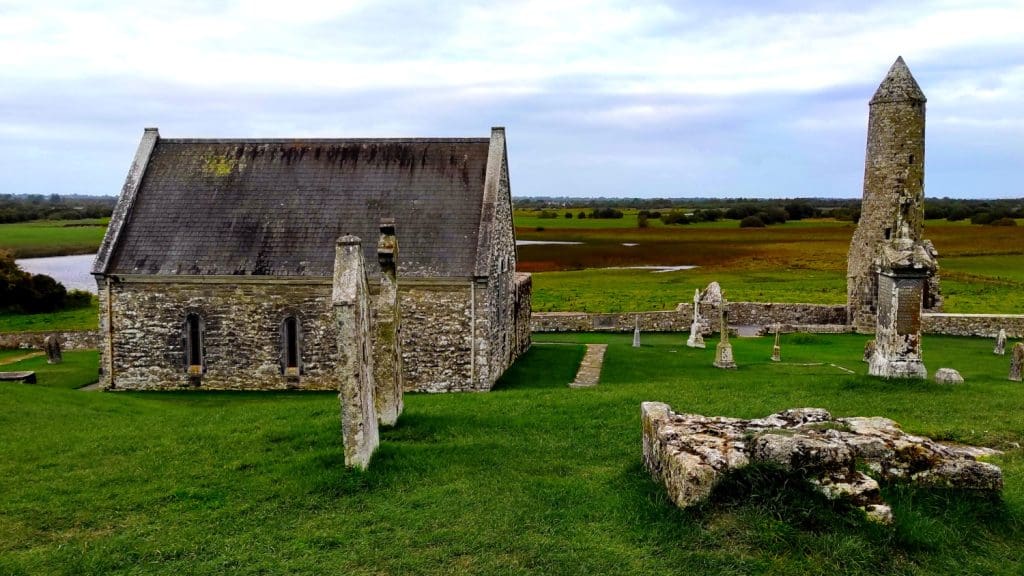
15,254 -> 98,294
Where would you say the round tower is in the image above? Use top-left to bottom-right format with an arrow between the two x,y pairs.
847,57 -> 927,333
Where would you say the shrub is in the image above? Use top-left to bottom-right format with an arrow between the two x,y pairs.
660,211 -> 691,225
740,216 -> 766,228
537,210 -> 559,219
564,212 -> 573,219
0,250 -> 81,314
971,212 -> 995,225
638,214 -> 649,228
577,211 -> 586,219
990,217 -> 1018,227
589,208 -> 624,219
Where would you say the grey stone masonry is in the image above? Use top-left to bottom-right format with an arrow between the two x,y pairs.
848,57 -> 941,334
333,236 -> 379,470
713,300 -> 736,369
372,220 -> 403,426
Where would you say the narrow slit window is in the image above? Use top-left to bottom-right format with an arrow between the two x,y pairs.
884,227 -> 892,240
185,313 -> 203,374
283,316 -> 300,376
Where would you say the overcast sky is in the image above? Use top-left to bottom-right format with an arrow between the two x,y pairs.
1,1 -> 1022,199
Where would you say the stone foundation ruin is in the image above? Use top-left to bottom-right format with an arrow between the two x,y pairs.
642,402 -> 1002,523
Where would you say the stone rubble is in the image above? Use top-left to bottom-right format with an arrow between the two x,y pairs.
934,367 -> 964,385
642,402 -> 1002,524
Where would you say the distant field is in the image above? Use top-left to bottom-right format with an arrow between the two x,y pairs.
0,302 -> 98,333
518,215 -> 1024,313
0,218 -> 109,258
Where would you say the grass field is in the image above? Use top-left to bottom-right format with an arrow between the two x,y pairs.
0,302 -> 98,333
518,217 -> 1024,313
1,335 -> 1022,574
0,218 -> 109,258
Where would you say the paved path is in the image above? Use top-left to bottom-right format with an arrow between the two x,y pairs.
570,344 -> 607,388
0,351 -> 43,366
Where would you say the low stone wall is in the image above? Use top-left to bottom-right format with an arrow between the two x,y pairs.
0,330 -> 100,350
532,303 -> 846,333
923,313 -> 1024,338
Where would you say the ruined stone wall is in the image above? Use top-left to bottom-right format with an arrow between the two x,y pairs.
101,279 -> 339,390
0,330 -> 100,350
531,303 -> 846,333
923,313 -> 1024,338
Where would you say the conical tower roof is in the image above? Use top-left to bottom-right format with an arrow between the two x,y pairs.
870,56 -> 926,104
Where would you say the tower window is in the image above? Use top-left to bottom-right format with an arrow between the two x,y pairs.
282,316 -> 301,377
908,154 -> 914,165
185,313 -> 204,375
884,228 -> 892,240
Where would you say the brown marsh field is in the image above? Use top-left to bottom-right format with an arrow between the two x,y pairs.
515,212 -> 1024,313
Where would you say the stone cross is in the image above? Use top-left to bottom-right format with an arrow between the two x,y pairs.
994,329 -> 1007,355
373,219 -> 404,427
713,297 -> 736,369
333,235 -> 380,470
1010,343 -> 1024,382
632,315 -> 641,348
43,334 -> 62,365
686,288 -> 705,349
770,324 -> 781,362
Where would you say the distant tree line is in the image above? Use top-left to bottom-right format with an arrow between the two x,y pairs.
0,251 -> 91,313
518,197 -> 1023,228
0,194 -> 116,224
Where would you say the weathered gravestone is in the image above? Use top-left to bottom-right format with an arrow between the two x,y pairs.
686,289 -> 705,349
333,235 -> 379,470
994,329 -> 1007,356
373,219 -> 403,426
43,334 -> 62,365
1010,343 -> 1024,382
713,298 -> 736,369
770,324 -> 781,362
632,316 -> 641,348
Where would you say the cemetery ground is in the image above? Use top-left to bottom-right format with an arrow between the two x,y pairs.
2,334 -> 1022,575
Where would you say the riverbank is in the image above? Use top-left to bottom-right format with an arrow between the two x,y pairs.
0,218 -> 108,258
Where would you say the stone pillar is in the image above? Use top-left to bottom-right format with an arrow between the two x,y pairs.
714,298 -> 736,369
373,219 -> 403,426
43,334 -> 62,365
632,315 -> 641,348
868,232 -> 935,379
1010,343 -> 1023,382
332,235 -> 379,470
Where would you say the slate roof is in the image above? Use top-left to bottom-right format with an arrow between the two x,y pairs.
871,56 -> 926,104
104,137 -> 494,278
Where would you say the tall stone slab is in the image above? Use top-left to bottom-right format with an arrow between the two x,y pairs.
1010,343 -> 1024,382
373,219 -> 403,426
848,57 -> 941,333
868,225 -> 936,379
687,288 -> 705,349
332,235 -> 379,470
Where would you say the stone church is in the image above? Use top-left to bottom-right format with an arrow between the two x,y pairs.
92,127 -> 532,393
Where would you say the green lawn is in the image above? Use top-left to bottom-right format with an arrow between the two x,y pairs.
0,218 -> 109,258
1,335 -> 1021,574
0,350 -> 99,389
0,301 -> 98,333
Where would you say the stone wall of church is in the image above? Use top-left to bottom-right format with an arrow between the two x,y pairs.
100,279 -> 339,390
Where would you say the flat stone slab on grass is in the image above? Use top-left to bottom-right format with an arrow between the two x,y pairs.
570,344 -> 607,388
0,371 -> 36,384
642,402 -> 1003,524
